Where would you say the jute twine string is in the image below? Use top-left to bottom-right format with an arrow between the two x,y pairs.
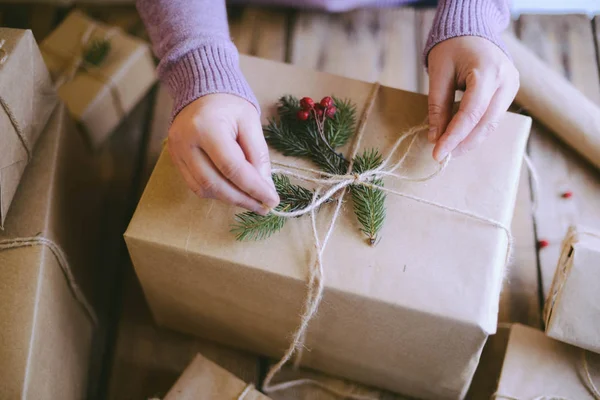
261,82 -> 513,399
545,227 -> 600,328
0,236 -> 98,326
237,384 -> 255,400
49,23 -> 126,120
0,38 -> 33,163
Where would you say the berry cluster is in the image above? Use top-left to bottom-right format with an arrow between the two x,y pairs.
296,96 -> 337,121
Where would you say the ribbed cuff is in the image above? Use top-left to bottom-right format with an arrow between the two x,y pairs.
423,0 -> 511,67
162,40 -> 259,122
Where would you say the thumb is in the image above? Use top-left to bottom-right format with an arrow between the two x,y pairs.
237,113 -> 276,191
427,65 -> 455,143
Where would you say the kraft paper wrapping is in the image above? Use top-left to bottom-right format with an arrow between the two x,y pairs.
125,56 -> 532,400
0,28 -> 57,229
544,226 -> 600,354
496,324 -> 600,400
503,32 -> 600,171
0,105 -> 104,399
41,10 -> 156,149
164,354 -> 270,400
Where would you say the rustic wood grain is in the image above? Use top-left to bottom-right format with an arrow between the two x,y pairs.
518,15 -> 600,300
416,8 -> 436,94
291,8 -> 418,91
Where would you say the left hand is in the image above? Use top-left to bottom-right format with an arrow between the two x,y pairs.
427,36 -> 520,161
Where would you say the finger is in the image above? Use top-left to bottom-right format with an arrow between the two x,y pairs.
453,83 -> 516,157
427,63 -> 455,143
169,146 -> 208,198
237,113 -> 276,190
200,132 -> 280,208
433,70 -> 499,161
183,146 -> 270,215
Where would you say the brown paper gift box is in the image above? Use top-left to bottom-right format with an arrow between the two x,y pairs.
0,104 -> 104,399
125,56 -> 531,400
496,324 -> 600,399
543,226 -> 600,355
0,28 -> 57,229
164,353 -> 270,400
41,10 -> 156,149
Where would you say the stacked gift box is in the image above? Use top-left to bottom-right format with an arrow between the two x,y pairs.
0,10 -> 156,399
2,7 -> 600,400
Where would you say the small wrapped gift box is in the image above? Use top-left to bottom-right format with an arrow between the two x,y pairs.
0,28 -> 57,228
41,10 -> 156,149
544,226 -> 600,354
495,324 -> 600,400
0,105 -> 105,399
125,56 -> 531,399
164,354 -> 270,400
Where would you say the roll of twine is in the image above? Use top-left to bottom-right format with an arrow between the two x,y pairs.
260,82 -> 513,399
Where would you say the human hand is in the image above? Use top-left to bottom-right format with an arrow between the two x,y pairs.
167,94 -> 280,215
427,36 -> 520,161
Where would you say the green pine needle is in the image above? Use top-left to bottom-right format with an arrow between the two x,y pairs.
351,149 -> 387,245
230,174 -> 322,241
325,97 -> 357,148
264,118 -> 311,157
83,38 -> 111,66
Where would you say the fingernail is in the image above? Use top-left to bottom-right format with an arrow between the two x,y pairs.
255,203 -> 272,215
428,127 -> 438,143
435,148 -> 448,162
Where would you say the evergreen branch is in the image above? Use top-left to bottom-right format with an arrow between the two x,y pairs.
264,118 -> 311,157
351,149 -> 387,245
325,97 -> 357,149
231,211 -> 287,241
231,174 -> 326,241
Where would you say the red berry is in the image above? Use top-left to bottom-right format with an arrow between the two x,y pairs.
297,110 -> 310,121
320,96 -> 334,108
538,239 -> 549,249
300,97 -> 315,110
325,106 -> 337,118
315,106 -> 324,118
561,191 -> 573,199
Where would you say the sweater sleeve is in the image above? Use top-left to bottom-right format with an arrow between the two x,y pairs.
136,0 -> 259,119
423,0 -> 511,66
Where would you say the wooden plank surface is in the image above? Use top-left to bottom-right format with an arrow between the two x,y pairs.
517,15 -> 600,300
291,8 -> 418,91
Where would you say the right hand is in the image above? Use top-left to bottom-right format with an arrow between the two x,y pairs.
167,93 -> 280,215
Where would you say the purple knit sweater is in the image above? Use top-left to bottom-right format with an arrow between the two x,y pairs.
136,0 -> 510,118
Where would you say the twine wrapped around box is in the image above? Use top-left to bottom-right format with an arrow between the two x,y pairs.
0,236 -> 98,326
259,82 -> 513,398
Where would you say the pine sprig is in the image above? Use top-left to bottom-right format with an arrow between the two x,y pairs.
351,149 -> 387,245
264,118 -> 311,157
325,97 -> 356,148
231,174 -> 323,241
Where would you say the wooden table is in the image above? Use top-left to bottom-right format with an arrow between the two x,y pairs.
2,4 -> 599,399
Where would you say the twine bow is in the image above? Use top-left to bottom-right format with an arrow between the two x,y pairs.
0,236 -> 98,326
261,83 -> 513,398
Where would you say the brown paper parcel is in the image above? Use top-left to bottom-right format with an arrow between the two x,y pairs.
164,353 -> 270,400
125,56 -> 532,400
0,104 -> 104,399
495,324 -> 600,400
0,28 -> 57,228
544,226 -> 600,355
41,10 -> 156,149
